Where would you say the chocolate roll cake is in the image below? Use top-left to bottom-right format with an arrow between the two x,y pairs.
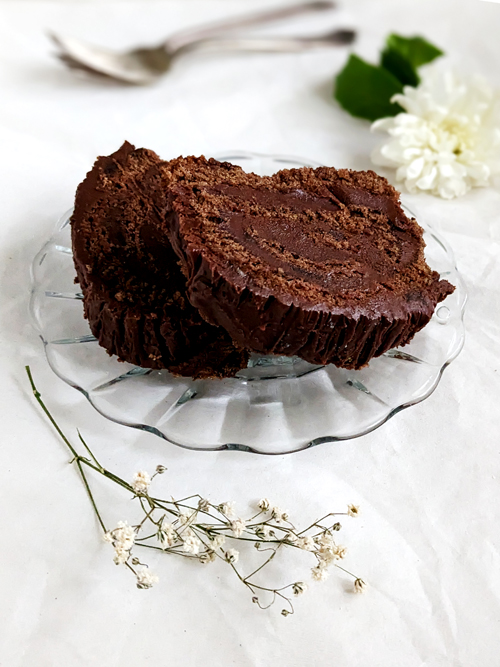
71,142 -> 248,379
165,159 -> 455,369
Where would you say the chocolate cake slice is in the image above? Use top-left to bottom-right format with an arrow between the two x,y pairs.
71,142 -> 248,378
164,159 -> 455,369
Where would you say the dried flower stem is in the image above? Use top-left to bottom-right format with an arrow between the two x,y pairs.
26,366 -> 366,613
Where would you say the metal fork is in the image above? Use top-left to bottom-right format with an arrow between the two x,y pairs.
49,1 -> 355,85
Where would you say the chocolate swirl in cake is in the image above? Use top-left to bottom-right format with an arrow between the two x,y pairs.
165,161 -> 454,368
71,144 -> 454,375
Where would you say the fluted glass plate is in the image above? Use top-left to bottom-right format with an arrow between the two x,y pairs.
30,152 -> 466,455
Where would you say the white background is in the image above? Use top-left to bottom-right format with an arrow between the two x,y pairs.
1,1 -> 500,665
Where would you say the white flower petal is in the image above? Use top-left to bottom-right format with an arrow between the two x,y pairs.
465,161 -> 490,184
230,518 -> 246,538
404,177 -> 420,194
371,117 -> 396,133
371,64 -> 500,199
225,548 -> 239,563
406,156 -> 426,180
439,177 -> 468,199
379,141 -> 407,163
416,165 -> 438,190
136,567 -> 158,589
401,147 -> 423,161
132,470 -> 151,494
395,165 -> 409,181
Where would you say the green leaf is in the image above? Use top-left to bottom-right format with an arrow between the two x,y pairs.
380,48 -> 420,87
381,34 -> 443,86
334,54 -> 404,122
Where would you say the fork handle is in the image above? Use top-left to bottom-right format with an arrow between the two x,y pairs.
165,1 -> 336,50
176,31 -> 355,56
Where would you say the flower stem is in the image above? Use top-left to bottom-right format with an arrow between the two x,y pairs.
26,365 -> 362,613
244,547 -> 278,581
26,366 -> 78,459
76,459 -> 107,532
77,430 -> 104,472
26,366 -> 108,532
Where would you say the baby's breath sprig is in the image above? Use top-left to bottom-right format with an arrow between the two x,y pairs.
26,366 -> 366,615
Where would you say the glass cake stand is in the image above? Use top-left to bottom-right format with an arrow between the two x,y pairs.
30,152 -> 466,455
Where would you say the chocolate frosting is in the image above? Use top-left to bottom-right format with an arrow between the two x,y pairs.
71,142 -> 248,378
166,164 -> 455,368
71,144 -> 455,374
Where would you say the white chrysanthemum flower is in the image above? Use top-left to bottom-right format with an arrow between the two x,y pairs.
297,536 -> 315,551
230,518 -> 246,537
225,548 -> 239,563
135,567 -> 159,589
132,470 -> 151,495
210,535 -> 226,550
354,578 -> 368,594
371,66 -> 500,199
258,498 -> 270,512
311,564 -> 329,582
347,504 -> 360,518
183,534 -> 202,555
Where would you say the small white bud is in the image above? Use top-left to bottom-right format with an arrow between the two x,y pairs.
135,567 -> 158,590
132,470 -> 151,495
225,548 -> 239,564
347,504 -> 360,518
292,582 -> 307,596
354,578 -> 367,594
198,498 -> 210,512
258,498 -> 270,512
